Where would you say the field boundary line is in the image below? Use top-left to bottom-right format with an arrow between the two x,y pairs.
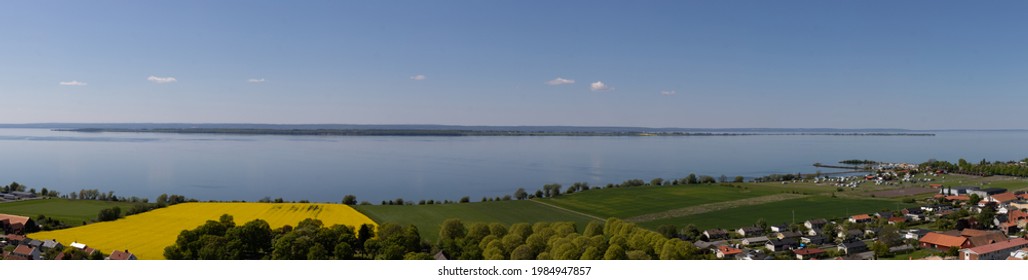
528,199 -> 605,221
624,193 -> 805,223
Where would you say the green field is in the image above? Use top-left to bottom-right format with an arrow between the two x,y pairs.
0,199 -> 142,226
356,200 -> 598,242
357,174 -> 1017,242
541,184 -> 824,219
638,196 -> 914,230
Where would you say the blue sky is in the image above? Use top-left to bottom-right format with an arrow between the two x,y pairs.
2,1 -> 1028,129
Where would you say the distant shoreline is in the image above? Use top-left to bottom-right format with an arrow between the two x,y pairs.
54,128 -> 937,137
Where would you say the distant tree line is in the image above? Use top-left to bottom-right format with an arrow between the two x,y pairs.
921,158 -> 1028,177
839,159 -> 877,165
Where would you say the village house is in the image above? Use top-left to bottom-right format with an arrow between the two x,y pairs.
703,229 -> 729,241
838,229 -> 864,240
902,207 -> 926,221
793,248 -> 826,260
714,245 -> 742,259
1010,201 -> 1028,210
804,219 -> 827,230
3,234 -> 27,246
874,212 -> 893,219
967,188 -> 1006,199
919,232 -> 971,249
804,228 -> 820,236
844,251 -> 877,260
903,229 -> 931,240
838,241 -> 868,255
961,238 -> 1028,260
849,214 -> 873,223
107,250 -> 138,260
776,231 -> 803,240
770,223 -> 790,233
801,235 -> 827,245
1007,248 -> 1028,260
0,213 -> 35,234
9,244 -> 40,260
41,239 -> 63,252
889,244 -> 916,254
765,238 -> 799,252
966,230 -> 1007,246
736,226 -> 763,237
740,236 -> 770,246
888,216 -> 908,225
990,192 -> 1018,204
693,240 -> 728,251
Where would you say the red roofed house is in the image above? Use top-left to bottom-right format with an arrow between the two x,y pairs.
961,238 -> 1028,260
11,244 -> 40,260
920,232 -> 972,249
793,248 -> 826,260
849,214 -> 873,223
107,250 -> 137,260
888,217 -> 907,225
998,209 -> 1028,234
990,193 -> 1018,204
0,214 -> 35,234
3,234 -> 27,246
945,195 -> 970,202
715,245 -> 742,259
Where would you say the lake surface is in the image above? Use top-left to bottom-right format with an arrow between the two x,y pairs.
0,128 -> 1025,202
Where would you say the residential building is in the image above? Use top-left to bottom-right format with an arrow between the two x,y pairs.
919,232 -> 971,249
961,238 -> 1028,260
793,248 -> 826,260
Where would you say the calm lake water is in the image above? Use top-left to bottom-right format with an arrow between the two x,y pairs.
0,128 -> 1025,202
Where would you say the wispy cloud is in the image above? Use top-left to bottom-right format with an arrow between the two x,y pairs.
546,77 -> 575,85
247,78 -> 266,83
660,90 -> 676,96
590,81 -> 611,92
147,75 -> 177,84
59,80 -> 87,86
410,74 -> 427,81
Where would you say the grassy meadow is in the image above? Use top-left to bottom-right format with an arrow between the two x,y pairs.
29,202 -> 376,260
0,199 -> 140,226
637,196 -> 914,230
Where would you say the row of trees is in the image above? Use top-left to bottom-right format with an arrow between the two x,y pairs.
1,182 -> 61,198
922,158 -> 1028,177
436,218 -> 701,260
366,173 -> 748,207
164,215 -> 429,260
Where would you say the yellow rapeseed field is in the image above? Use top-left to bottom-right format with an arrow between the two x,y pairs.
30,203 -> 377,260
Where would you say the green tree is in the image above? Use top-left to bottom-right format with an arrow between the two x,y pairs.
685,174 -> 698,184
650,178 -> 664,186
342,195 -> 357,205
603,244 -> 627,260
733,176 -> 745,183
514,188 -> 528,200
870,241 -> 890,258
510,245 -> 535,260
656,224 -> 677,238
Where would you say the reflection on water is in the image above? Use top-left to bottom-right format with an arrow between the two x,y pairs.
0,128 -> 1026,202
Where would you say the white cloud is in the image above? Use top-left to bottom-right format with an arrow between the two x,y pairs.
590,81 -> 611,92
59,80 -> 87,86
247,78 -> 266,83
410,74 -> 426,81
546,77 -> 575,85
147,75 -> 177,84
660,90 -> 676,96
